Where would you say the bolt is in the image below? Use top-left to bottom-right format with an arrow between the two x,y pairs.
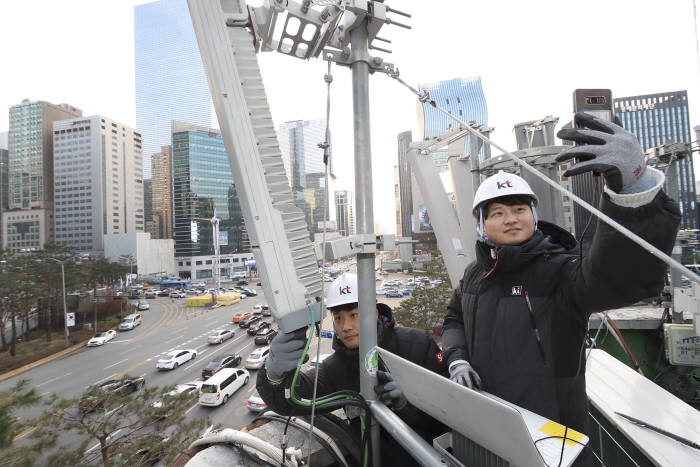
372,57 -> 383,66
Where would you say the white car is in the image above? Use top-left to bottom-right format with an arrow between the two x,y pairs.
245,346 -> 270,370
150,381 -> 203,410
252,304 -> 269,314
137,300 -> 150,311
156,349 -> 197,370
87,330 -> 117,347
207,329 -> 234,344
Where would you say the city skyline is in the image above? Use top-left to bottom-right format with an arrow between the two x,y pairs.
1,0 -> 700,234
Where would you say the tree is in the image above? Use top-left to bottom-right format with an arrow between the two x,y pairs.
394,254 -> 453,331
32,377 -> 208,465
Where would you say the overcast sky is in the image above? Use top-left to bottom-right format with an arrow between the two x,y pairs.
1,0 -> 699,233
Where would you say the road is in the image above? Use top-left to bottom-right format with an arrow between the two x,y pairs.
1,285 -> 335,453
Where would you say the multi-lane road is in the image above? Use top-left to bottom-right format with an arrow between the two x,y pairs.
1,285 -> 336,446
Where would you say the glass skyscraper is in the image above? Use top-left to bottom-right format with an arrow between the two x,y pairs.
417,77 -> 488,171
614,90 -> 696,229
171,122 -> 246,260
134,0 -> 212,179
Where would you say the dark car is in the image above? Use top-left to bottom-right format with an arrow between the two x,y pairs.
201,354 -> 242,380
247,321 -> 271,335
78,375 -> 146,412
254,328 -> 278,345
236,279 -> 249,286
242,288 -> 258,297
239,314 -> 262,328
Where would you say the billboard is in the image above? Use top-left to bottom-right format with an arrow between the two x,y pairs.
418,204 -> 433,231
244,259 -> 256,267
218,231 -> 228,246
317,220 -> 336,232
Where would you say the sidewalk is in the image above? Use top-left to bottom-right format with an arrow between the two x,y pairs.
0,340 -> 87,383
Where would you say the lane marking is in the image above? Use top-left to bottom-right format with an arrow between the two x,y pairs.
164,334 -> 185,344
185,402 -> 199,415
36,372 -> 73,388
104,358 -> 130,369
88,373 -> 117,388
117,345 -> 141,355
86,429 -> 122,453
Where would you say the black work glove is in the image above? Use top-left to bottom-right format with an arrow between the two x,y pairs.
374,370 -> 407,410
556,112 -> 652,194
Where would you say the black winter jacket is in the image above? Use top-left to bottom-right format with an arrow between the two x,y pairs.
257,303 -> 448,466
442,191 -> 680,438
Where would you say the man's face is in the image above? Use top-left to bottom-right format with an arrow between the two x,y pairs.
483,202 -> 535,245
332,307 -> 359,349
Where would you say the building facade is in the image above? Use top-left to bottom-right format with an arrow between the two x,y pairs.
614,90 -> 696,229
171,122 -> 248,279
2,100 -> 82,253
334,190 -> 355,236
277,119 -> 332,237
134,0 -> 213,178
144,179 -> 154,236
150,145 -> 173,239
417,77 -> 488,172
53,116 -> 144,254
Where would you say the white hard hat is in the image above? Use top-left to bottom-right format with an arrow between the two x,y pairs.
472,170 -> 538,219
325,273 -> 358,309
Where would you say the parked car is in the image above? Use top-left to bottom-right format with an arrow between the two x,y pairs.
376,289 -> 387,296
198,368 -> 250,407
156,289 -> 170,297
385,290 -> 403,298
137,300 -> 150,311
202,354 -> 242,380
239,315 -> 262,328
149,381 -> 202,417
145,290 -> 157,299
236,279 -> 249,286
245,346 -> 270,369
254,328 -> 278,345
79,376 -> 145,412
156,349 -> 197,370
119,313 -> 142,331
246,390 -> 267,412
247,321 -> 271,335
401,288 -> 412,296
232,311 -> 255,323
242,288 -> 257,297
207,329 -> 234,344
87,330 -> 117,346
252,304 -> 268,314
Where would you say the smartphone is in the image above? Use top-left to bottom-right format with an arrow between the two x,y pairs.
573,88 -> 614,126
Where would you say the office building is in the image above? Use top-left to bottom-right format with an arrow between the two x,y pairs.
396,131 -> 413,238
0,132 -> 7,150
277,119 -> 332,237
53,116 -> 144,254
150,145 -> 173,239
134,0 -> 213,178
144,179 -> 154,236
615,90 -> 696,229
3,100 -> 82,253
334,190 -> 355,236
417,77 -> 488,172
0,147 -> 7,246
171,122 -> 249,280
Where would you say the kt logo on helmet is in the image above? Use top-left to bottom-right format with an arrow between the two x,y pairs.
496,180 -> 512,189
339,286 -> 351,295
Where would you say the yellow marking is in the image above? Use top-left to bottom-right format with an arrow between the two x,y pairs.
117,360 -> 148,378
13,425 -> 36,441
539,421 -> 584,447
247,384 -> 255,393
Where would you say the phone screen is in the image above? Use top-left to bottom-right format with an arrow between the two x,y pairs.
580,109 -> 612,122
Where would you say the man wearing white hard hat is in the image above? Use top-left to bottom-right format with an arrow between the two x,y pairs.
257,272 -> 447,466
442,113 -> 680,466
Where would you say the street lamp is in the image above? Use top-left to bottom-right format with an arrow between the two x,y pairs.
47,257 -> 69,347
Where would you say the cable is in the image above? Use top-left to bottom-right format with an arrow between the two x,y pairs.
533,435 -> 606,467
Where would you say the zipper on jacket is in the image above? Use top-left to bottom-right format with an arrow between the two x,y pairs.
524,291 -> 547,365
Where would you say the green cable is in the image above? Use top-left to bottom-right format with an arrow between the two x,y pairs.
360,415 -> 368,467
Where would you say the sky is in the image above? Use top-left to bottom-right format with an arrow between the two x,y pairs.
1,0 -> 699,234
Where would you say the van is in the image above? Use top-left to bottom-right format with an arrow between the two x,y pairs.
119,313 -> 142,331
198,368 -> 250,406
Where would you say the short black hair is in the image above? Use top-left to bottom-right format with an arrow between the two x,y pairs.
329,302 -> 358,313
483,195 -> 533,219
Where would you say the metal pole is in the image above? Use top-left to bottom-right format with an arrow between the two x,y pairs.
61,262 -> 68,347
350,19 -> 380,466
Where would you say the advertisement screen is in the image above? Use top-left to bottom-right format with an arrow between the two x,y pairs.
418,204 -> 433,231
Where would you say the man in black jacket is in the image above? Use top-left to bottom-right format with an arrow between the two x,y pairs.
442,113 -> 680,466
257,272 -> 447,466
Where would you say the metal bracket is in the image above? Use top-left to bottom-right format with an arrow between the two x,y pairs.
322,48 -> 393,73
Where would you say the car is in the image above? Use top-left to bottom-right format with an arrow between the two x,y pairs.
202,354 -> 242,379
156,289 -> 169,297
252,304 -> 267,314
305,353 -> 332,371
401,288 -> 412,296
193,282 -> 206,288
207,329 -> 234,344
246,390 -> 267,412
87,329 -> 117,346
254,328 -> 278,345
256,281 -> 262,286
119,313 -> 142,330
247,321 -> 271,335
199,368 -> 250,407
239,314 -> 262,328
145,290 -> 157,299
137,300 -> 150,311
156,349 -> 197,370
79,376 -> 146,412
236,279 -> 249,286
245,346 -> 270,369
232,311 -> 255,323
149,381 -> 202,417
385,290 -> 403,298
242,288 -> 257,297
376,289 -> 386,295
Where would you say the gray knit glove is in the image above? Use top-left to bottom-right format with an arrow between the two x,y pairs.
265,329 -> 307,383
556,112 -> 654,194
449,359 -> 482,390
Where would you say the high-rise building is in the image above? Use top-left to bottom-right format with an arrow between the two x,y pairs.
2,100 -> 82,253
277,119 -> 333,237
144,179 -> 154,236
171,122 -> 249,280
334,190 -> 355,236
150,145 -> 173,239
396,131 -> 413,238
417,77 -> 488,171
134,0 -> 212,178
0,147 -> 8,247
53,116 -> 144,254
0,132 -> 7,150
614,90 -> 696,229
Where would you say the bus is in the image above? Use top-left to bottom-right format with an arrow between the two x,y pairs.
160,279 -> 191,291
